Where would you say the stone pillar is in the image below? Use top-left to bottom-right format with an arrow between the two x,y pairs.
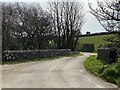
97,48 -> 117,63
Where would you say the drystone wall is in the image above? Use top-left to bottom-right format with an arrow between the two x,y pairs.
3,49 -> 79,61
97,48 -> 117,63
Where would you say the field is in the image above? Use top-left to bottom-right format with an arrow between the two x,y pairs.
76,34 -> 114,51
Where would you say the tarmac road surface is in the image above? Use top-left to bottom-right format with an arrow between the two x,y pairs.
2,53 -> 118,88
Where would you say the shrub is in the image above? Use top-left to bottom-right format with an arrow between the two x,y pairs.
116,60 -> 120,75
118,48 -> 120,58
80,44 -> 94,52
116,78 -> 120,87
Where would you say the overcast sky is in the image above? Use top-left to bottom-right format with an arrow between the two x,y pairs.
0,0 -> 105,34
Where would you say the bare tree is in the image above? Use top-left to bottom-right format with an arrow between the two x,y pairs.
89,0 -> 120,47
48,1 -> 85,51
2,2 -> 53,50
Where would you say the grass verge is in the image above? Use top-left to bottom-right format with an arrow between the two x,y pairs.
2,52 -> 83,65
83,55 -> 120,87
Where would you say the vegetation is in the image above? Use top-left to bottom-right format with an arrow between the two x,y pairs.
2,52 -> 83,65
83,55 -> 120,87
79,44 -> 95,52
48,2 -> 85,51
2,1 -> 84,51
2,3 -> 53,50
89,0 -> 120,48
76,34 -> 114,51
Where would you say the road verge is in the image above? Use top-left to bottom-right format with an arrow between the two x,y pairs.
83,55 -> 120,87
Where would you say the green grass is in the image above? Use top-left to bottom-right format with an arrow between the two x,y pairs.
83,55 -> 120,87
2,52 -> 83,65
76,34 -> 114,51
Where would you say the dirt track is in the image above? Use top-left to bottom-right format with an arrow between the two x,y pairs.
2,53 -> 118,88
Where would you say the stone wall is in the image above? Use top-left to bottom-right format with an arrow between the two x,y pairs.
97,48 -> 117,63
3,49 -> 79,61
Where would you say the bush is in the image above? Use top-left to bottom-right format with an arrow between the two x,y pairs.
103,44 -> 114,48
116,60 -> 120,75
118,48 -> 120,58
116,78 -> 120,87
80,44 -> 95,52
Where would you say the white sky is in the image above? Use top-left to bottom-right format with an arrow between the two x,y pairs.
0,0 -> 105,34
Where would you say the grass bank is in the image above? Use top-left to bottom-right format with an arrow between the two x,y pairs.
83,55 -> 120,87
76,34 -> 113,51
2,52 -> 83,65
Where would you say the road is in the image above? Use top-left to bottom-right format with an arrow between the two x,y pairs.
2,53 -> 118,88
